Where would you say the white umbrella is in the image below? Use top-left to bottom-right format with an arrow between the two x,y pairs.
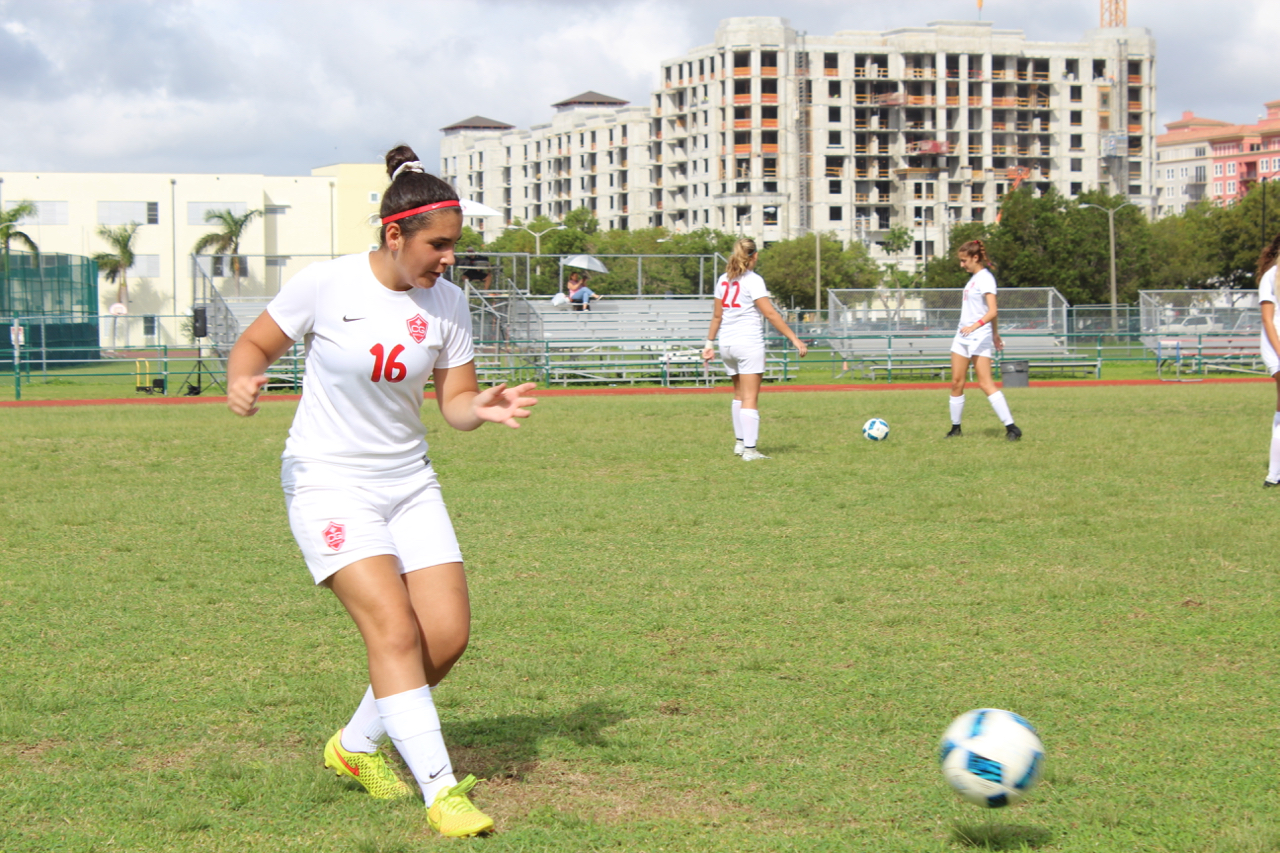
460,198 -> 502,217
560,254 -> 608,273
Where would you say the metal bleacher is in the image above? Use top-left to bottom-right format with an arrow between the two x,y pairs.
826,287 -> 1100,380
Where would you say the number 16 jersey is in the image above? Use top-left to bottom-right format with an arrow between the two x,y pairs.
267,252 -> 475,473
714,270 -> 771,347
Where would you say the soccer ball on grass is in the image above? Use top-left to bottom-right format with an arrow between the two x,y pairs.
862,418 -> 890,441
939,708 -> 1044,808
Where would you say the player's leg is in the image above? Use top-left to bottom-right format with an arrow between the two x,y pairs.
328,559 -> 488,836
730,372 -> 745,455
738,371 -> 767,459
323,555 -> 426,801
974,356 -> 1020,440
1268,374 -> 1280,487
403,563 -> 471,687
947,350 -> 969,437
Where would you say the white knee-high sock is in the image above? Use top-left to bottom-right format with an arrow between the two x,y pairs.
340,685 -> 385,753
987,391 -> 1014,426
731,399 -> 743,441
377,686 -> 457,802
1269,421 -> 1280,482
742,408 -> 761,448
949,395 -> 965,425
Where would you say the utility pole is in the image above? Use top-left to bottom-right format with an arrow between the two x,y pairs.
1081,201 -> 1135,334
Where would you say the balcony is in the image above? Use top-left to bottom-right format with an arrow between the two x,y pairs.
761,93 -> 778,104
734,66 -> 751,76
761,66 -> 778,76
734,119 -> 751,129
907,95 -> 936,106
906,68 -> 937,79
733,94 -> 751,105
761,143 -> 779,154
875,92 -> 906,106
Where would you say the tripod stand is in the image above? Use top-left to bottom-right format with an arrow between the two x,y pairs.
179,345 -> 226,396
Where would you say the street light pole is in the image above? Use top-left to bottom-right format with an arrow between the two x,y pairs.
517,223 -> 565,285
1080,201 -> 1135,335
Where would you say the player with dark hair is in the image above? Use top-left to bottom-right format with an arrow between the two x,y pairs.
226,144 -> 537,838
1256,231 -> 1280,487
946,239 -> 1022,441
701,237 -> 807,460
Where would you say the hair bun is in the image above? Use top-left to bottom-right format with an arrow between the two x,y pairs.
385,144 -> 420,180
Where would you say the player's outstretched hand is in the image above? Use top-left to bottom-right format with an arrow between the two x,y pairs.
228,374 -> 270,417
472,382 -> 539,428
795,340 -> 809,358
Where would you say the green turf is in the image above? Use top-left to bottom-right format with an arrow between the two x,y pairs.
2,384 -> 1279,851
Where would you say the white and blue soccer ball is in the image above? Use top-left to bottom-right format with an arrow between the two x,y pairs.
862,418 -> 890,441
939,708 -> 1044,808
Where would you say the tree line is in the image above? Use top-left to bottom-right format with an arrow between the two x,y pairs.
467,181 -> 1278,307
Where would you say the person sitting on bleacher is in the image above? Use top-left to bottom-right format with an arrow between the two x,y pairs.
567,273 -> 599,311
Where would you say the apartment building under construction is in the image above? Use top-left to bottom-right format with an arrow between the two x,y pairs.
440,16 -> 1156,263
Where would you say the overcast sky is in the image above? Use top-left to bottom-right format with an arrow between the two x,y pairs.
0,0 -> 1275,177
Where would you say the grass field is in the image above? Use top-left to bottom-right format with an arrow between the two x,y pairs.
3,383 -> 1279,852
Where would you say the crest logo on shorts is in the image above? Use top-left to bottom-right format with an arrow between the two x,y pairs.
322,521 -> 346,551
406,314 -> 428,344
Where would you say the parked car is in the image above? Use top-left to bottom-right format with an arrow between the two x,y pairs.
1159,316 -> 1223,333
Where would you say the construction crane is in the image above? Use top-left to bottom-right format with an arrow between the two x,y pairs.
995,167 -> 1031,223
1101,0 -> 1127,27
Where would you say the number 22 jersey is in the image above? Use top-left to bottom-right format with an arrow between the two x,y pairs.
714,270 -> 771,347
267,252 -> 475,473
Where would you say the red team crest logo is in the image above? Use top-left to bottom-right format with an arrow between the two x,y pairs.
406,314 -> 428,343
322,521 -> 346,551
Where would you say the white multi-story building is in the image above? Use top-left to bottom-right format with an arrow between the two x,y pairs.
1154,111 -> 1229,216
442,16 -> 1157,264
440,92 -> 657,233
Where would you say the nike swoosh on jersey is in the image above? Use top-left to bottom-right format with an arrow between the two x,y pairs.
342,315 -> 365,322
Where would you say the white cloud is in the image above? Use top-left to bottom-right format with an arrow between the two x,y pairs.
0,0 -> 1274,174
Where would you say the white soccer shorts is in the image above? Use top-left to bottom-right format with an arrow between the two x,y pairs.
282,459 -> 463,584
1262,334 -> 1280,377
950,331 -> 995,360
720,342 -> 766,376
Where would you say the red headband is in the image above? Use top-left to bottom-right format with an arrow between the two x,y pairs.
381,199 -> 461,225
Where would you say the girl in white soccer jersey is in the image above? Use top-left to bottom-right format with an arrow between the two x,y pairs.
226,145 -> 536,838
946,238 -> 1022,441
700,238 -> 807,460
1256,232 -> 1280,487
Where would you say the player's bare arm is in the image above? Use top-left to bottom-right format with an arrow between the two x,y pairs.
754,297 -> 808,357
433,362 -> 538,431
227,311 -> 295,416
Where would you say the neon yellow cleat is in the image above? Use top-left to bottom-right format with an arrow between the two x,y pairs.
323,729 -> 415,800
427,775 -> 495,838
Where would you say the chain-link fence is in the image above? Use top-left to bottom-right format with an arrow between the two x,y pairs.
826,287 -> 1068,336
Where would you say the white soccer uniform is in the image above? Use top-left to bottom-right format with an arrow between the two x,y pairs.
267,252 -> 475,582
951,267 -> 997,359
1259,266 -> 1280,376
715,270 -> 771,375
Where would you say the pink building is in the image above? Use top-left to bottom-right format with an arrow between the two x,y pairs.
1156,100 -> 1280,214
1206,100 -> 1280,204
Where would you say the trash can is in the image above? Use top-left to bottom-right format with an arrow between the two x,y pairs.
1001,360 -> 1029,388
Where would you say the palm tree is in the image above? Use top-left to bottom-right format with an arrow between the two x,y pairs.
1,201 -> 39,315
93,222 -> 140,306
192,208 -> 262,296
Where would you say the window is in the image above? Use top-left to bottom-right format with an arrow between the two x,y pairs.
828,80 -> 841,98
1179,167 -> 1188,178
1070,85 -> 1082,103
1214,182 -> 1223,194
1213,163 -> 1223,177
1070,110 -> 1082,126
829,206 -> 843,221
1227,162 -> 1237,176
1071,158 -> 1083,172
6,200 -> 68,225
829,179 -> 842,194
1165,168 -> 1174,180
189,201 -> 247,226
98,201 -> 151,227
368,192 -> 381,204
130,255 -> 161,277
828,130 -> 842,147
829,106 -> 841,123
147,202 -> 159,224
1071,182 -> 1083,195
1070,134 -> 1083,151
1227,181 -> 1237,194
